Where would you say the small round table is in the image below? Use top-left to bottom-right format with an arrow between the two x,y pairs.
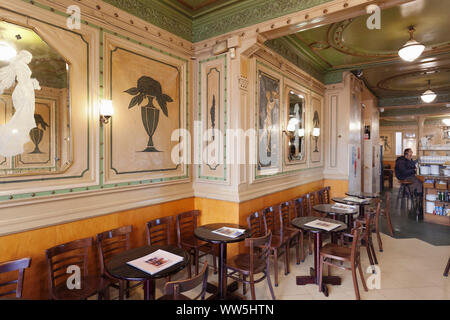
345,192 -> 380,199
313,203 -> 358,231
194,223 -> 251,300
332,196 -> 372,217
291,216 -> 347,296
106,245 -> 189,300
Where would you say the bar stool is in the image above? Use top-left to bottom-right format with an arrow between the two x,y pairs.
397,180 -> 413,207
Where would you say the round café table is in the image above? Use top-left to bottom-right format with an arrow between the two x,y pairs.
313,203 -> 358,232
194,223 -> 251,300
332,196 -> 372,217
345,191 -> 380,199
291,216 -> 347,297
106,244 -> 189,300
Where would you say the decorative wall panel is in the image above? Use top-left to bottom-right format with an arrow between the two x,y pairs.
104,34 -> 188,184
198,54 -> 227,181
310,93 -> 323,165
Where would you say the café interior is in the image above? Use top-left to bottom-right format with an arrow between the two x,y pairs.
0,0 -> 449,301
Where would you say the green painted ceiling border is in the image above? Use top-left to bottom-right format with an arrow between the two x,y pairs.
381,105 -> 450,118
380,120 -> 417,127
192,0 -> 334,42
379,92 -> 450,107
102,0 -> 335,42
102,0 -> 193,41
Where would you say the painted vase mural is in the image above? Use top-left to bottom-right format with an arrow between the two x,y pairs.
125,76 -> 173,152
28,113 -> 48,154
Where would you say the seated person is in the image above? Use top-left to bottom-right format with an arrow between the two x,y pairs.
395,148 -> 423,196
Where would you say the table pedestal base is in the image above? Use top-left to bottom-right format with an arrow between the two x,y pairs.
206,281 -> 243,300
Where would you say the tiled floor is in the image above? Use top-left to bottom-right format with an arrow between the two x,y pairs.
116,231 -> 449,300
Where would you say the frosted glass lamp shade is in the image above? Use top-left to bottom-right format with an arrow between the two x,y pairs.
398,39 -> 424,62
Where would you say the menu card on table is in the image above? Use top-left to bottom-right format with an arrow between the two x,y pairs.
212,227 -> 246,238
343,196 -> 368,203
332,203 -> 358,212
127,249 -> 183,275
304,219 -> 341,231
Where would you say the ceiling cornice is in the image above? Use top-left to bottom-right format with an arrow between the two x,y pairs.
102,0 -> 336,42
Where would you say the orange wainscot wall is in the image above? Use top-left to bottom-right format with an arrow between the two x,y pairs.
0,178 -> 347,299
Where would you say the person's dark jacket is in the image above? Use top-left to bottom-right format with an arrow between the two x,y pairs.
395,156 -> 416,180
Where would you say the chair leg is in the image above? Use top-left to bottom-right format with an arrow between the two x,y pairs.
126,280 -> 130,298
250,274 -> 256,300
194,249 -> 199,275
385,212 -> 394,237
358,259 -> 368,292
375,215 -> 383,252
444,258 -> 450,277
213,250 -> 218,275
118,280 -> 125,300
308,233 -> 313,255
242,275 -> 247,295
369,237 -> 378,265
300,232 -> 305,262
273,250 -> 279,287
295,235 -> 301,265
366,243 -> 374,266
352,265 -> 361,300
284,244 -> 290,275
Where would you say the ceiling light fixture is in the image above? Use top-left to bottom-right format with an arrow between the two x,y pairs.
398,26 -> 425,62
0,41 -> 17,62
421,80 -> 437,103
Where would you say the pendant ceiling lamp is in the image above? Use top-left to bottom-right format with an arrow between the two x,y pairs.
398,26 -> 425,62
421,80 -> 437,103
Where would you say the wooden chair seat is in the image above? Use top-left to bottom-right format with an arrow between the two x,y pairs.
157,262 -> 208,300
180,236 -> 212,250
225,253 -> 266,274
320,243 -> 352,261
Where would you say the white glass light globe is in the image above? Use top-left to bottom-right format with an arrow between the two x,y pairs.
398,39 -> 425,62
421,89 -> 437,103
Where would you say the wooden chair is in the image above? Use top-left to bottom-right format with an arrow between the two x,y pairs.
146,216 -> 173,246
224,231 -> 275,300
279,201 -> 303,264
317,186 -> 331,204
247,211 -> 265,238
319,221 -> 368,300
146,216 -> 189,281
46,237 -> 107,300
262,206 -> 289,287
366,192 -> 394,252
444,257 -> 450,277
158,262 -> 209,300
347,202 -> 379,266
176,210 -> 217,277
292,196 -> 306,218
96,225 -> 141,299
0,257 -> 31,299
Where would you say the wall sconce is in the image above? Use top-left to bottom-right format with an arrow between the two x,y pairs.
0,41 -> 17,62
312,128 -> 320,137
100,99 -> 114,124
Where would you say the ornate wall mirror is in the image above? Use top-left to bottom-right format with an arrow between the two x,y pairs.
0,21 -> 71,176
285,89 -> 305,162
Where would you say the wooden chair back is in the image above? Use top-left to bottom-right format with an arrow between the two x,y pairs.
292,196 -> 305,218
279,201 -> 293,230
247,211 -> 264,238
164,262 -> 209,300
262,206 -> 283,239
0,257 -> 31,298
321,186 -> 331,204
146,216 -> 173,246
350,221 -> 364,263
176,210 -> 201,247
245,231 -> 272,273
46,237 -> 92,297
96,225 -> 132,276
306,192 -> 318,216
